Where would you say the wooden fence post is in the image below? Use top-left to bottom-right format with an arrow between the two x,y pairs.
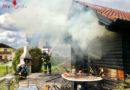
6,66 -> 8,74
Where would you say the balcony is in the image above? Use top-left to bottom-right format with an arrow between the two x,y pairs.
0,51 -> 12,54
0,59 -> 8,62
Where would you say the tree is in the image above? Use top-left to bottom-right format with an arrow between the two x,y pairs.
12,47 -> 42,73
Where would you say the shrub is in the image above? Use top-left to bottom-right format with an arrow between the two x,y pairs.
29,47 -> 42,73
12,48 -> 23,72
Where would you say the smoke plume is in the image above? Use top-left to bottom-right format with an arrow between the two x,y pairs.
4,0 -> 108,56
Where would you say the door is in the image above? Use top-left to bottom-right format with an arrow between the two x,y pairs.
0,56 -> 2,59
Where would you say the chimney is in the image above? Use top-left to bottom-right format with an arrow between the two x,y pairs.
20,46 -> 31,60
18,46 -> 32,73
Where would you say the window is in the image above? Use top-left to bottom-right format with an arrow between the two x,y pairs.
4,48 -> 7,52
10,56 -> 12,60
5,56 -> 7,59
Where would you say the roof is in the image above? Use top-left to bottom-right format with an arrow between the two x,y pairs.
0,43 -> 14,48
75,1 -> 130,21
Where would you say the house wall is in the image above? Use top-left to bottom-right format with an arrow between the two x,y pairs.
0,48 -> 14,61
91,32 -> 123,69
122,31 -> 130,75
88,31 -> 124,80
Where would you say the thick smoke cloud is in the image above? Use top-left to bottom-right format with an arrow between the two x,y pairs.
9,0 -> 104,46
68,4 -> 105,49
0,0 -> 108,56
8,0 -> 73,48
0,13 -> 16,31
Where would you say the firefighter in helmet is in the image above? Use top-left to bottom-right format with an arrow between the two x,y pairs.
16,64 -> 28,80
41,51 -> 51,74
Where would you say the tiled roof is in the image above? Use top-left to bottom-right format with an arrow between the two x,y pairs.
75,1 -> 130,21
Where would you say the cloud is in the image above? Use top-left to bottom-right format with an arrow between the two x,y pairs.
0,13 -> 18,31
0,13 -> 27,48
0,30 -> 28,48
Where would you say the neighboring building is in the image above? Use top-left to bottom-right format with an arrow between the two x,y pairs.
0,43 -> 15,62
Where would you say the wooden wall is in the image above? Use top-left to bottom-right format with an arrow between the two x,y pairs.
91,33 -> 124,70
122,31 -> 130,74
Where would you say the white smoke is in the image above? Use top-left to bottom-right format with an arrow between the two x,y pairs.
68,4 -> 105,49
9,0 -> 72,48
2,0 -> 107,56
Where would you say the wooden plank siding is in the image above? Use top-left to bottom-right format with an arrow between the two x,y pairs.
91,34 -> 124,70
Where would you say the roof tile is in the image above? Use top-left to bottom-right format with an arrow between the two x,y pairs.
75,1 -> 130,21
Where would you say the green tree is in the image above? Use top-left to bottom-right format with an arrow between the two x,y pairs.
12,47 -> 42,73
12,48 -> 23,72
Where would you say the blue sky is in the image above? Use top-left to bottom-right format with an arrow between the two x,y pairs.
0,0 -> 28,48
0,0 -> 130,49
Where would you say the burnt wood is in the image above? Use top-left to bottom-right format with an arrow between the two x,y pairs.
91,64 -> 123,69
122,31 -> 130,74
102,78 -> 122,89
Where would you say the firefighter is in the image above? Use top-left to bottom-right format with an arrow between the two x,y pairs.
41,51 -> 51,75
16,64 -> 28,80
16,64 -> 22,74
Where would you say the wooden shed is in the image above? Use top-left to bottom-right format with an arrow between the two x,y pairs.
71,1 -> 130,82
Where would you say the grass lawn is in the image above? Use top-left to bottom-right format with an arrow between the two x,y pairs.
0,78 -> 17,90
41,64 -> 67,73
0,66 -> 13,77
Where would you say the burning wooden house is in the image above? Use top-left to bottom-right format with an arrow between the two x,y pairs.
71,1 -> 130,83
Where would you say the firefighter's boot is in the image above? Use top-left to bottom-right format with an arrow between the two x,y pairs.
49,70 -> 51,75
44,71 -> 47,75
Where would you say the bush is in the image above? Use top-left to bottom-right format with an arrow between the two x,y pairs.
29,47 -> 42,73
12,47 -> 42,73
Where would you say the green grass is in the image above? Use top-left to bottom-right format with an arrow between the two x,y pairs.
0,66 -> 13,77
41,64 -> 66,73
0,79 -> 17,90
0,65 -> 17,90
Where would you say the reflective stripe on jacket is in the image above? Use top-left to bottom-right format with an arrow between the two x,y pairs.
41,58 -> 50,64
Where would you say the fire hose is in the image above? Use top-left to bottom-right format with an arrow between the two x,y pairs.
45,75 -> 61,82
